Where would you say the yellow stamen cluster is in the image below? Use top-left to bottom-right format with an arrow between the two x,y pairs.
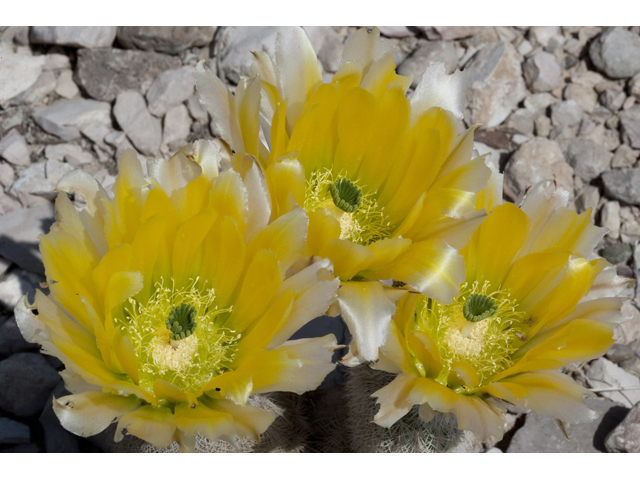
417,281 -> 529,385
304,168 -> 394,245
119,278 -> 237,394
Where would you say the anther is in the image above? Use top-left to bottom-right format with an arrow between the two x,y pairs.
330,178 -> 362,213
166,303 -> 198,341
463,294 -> 498,323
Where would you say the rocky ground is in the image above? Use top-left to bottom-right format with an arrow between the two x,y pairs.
1,26 -> 640,453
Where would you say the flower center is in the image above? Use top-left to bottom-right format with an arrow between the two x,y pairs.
463,294 -> 498,323
304,169 -> 394,245
118,278 -> 238,394
330,178 -> 362,213
166,303 -> 198,340
417,281 -> 530,386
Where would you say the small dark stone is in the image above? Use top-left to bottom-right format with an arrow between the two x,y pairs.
0,352 -> 61,417
606,343 -> 635,364
0,316 -> 38,359
602,168 -> 640,205
600,243 -> 632,265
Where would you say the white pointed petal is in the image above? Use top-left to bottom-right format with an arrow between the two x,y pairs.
55,169 -> 112,215
243,158 -> 271,241
340,27 -> 394,78
583,266 -> 634,301
411,63 -> 467,123
275,27 -> 323,127
195,60 -> 244,152
53,391 -> 141,437
371,373 -> 415,428
337,281 -> 397,361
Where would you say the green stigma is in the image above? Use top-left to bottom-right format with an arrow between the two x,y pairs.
330,178 -> 362,213
463,294 -> 498,323
166,303 -> 198,340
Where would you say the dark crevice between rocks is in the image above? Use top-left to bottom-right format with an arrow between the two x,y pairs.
494,412 -> 526,452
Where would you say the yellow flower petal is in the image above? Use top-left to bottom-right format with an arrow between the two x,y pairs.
115,405 -> 177,449
372,373 -> 417,428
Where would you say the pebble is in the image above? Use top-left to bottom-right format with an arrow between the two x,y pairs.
0,417 -> 30,445
10,159 -> 74,207
589,27 -> 640,79
186,95 -> 209,123
30,26 -> 117,49
606,343 -> 636,364
55,70 -> 80,99
574,185 -> 599,220
611,144 -> 639,168
216,26 -> 278,84
600,89 -> 627,112
550,100 -> 584,129
6,70 -> 57,106
0,352 -> 61,417
33,98 -> 112,141
162,104 -> 192,152
0,53 -> 44,105
619,106 -> 640,149
43,53 -> 70,71
503,138 -> 574,199
146,66 -> 195,117
113,90 -> 162,156
601,201 -> 621,240
629,73 -> 640,101
563,83 -> 598,113
0,203 -> 54,274
117,26 -> 215,54
75,48 -> 181,102
534,115 -> 552,137
504,109 -> 535,135
565,138 -> 611,181
585,358 -> 640,408
507,397 -> 627,453
397,40 -> 458,88
524,92 -> 557,113
602,168 -> 640,206
0,129 -> 30,167
0,316 -> 37,359
605,402 -> 640,452
600,242 -> 631,265
528,26 -> 561,48
0,269 -> 43,310
523,50 -> 562,93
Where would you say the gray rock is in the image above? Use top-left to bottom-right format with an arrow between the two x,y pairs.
574,185 -> 600,219
146,66 -> 195,117
534,115 -> 552,137
619,106 -> 640,148
0,203 -> 54,274
606,343 -> 636,364
30,26 -> 116,48
5,70 -> 57,106
0,269 -> 43,310
0,162 -> 15,188
629,73 -> 640,101
39,382 -> 80,452
528,26 -> 561,48
378,26 -> 416,38
504,138 -> 574,199
585,358 -> 640,408
602,168 -> 640,206
113,90 -> 162,156
590,27 -> 640,79
564,83 -> 598,113
605,402 -> 640,452
524,92 -> 557,113
33,98 -> 112,141
397,40 -> 457,88
79,122 -> 111,151
186,95 -> 208,123
55,70 -> 79,100
0,53 -> 44,105
117,26 -> 215,54
504,109 -> 535,135
43,53 -> 70,71
600,242 -> 631,265
523,50 -> 562,93
466,42 -> 526,127
76,48 -> 181,102
600,89 -> 626,112
601,201 -> 621,240
611,144 -> 639,168
305,27 -> 347,73
0,315 -> 37,359
216,26 -> 278,84
162,104 -> 191,152
620,355 -> 640,377
507,397 -> 627,453
432,26 -> 480,40
550,100 -> 584,129
565,138 -> 612,181
0,190 -> 21,215
10,159 -> 74,207
0,129 -> 30,167
0,417 -> 30,445
620,206 -> 640,242
0,353 -> 60,417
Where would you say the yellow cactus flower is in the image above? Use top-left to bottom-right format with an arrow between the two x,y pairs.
370,182 -> 631,440
195,27 -> 502,361
16,140 -> 340,452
